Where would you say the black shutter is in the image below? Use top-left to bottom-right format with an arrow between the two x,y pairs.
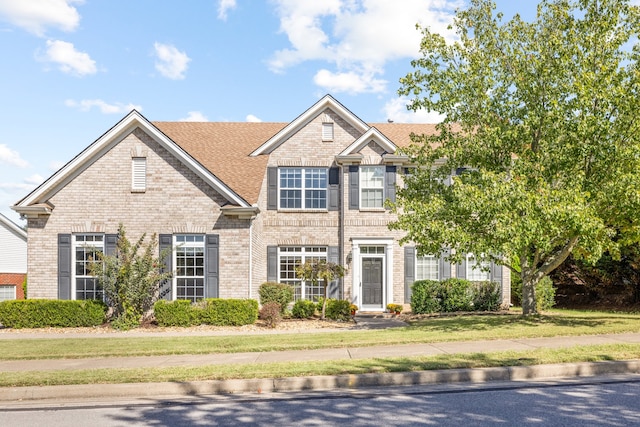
349,165 -> 359,210
105,234 -> 117,257
327,246 -> 341,299
205,234 -> 219,298
385,165 -> 396,206
456,256 -> 467,279
58,234 -> 72,300
267,167 -> 278,210
404,246 -> 415,303
267,246 -> 278,282
440,249 -> 452,280
159,234 -> 173,300
328,167 -> 340,211
491,261 -> 503,283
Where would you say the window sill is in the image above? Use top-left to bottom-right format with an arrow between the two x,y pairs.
358,208 -> 386,212
278,209 -> 329,213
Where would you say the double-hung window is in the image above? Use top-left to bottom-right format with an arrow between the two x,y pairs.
278,246 -> 328,301
74,234 -> 104,300
174,235 -> 205,302
360,166 -> 385,208
416,255 -> 439,281
0,285 -> 16,301
279,168 -> 327,209
466,253 -> 491,281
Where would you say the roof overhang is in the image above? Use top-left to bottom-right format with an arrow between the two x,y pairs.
220,205 -> 260,220
338,127 -> 397,157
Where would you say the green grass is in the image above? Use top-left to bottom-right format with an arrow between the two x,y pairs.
1,343 -> 639,388
2,309 -> 639,361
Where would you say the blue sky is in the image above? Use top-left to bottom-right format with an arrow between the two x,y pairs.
0,0 -> 542,224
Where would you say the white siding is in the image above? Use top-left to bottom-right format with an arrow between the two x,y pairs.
0,215 -> 27,273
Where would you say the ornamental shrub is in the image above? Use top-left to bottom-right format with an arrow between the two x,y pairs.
536,276 -> 556,311
259,301 -> 282,328
291,299 -> 317,319
258,282 -> 294,314
153,300 -> 193,327
0,299 -> 106,328
324,299 -> 352,321
472,281 -> 501,311
411,280 -> 442,314
440,278 -> 474,312
197,298 -> 258,326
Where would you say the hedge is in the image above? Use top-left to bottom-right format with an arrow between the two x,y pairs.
154,298 -> 258,327
411,279 -> 502,314
0,299 -> 107,328
258,282 -> 294,314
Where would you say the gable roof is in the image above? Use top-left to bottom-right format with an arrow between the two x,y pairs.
0,213 -> 26,242
339,126 -> 397,156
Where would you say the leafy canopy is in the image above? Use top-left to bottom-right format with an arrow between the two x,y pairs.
390,0 -> 640,314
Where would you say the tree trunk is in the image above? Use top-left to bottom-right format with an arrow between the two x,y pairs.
521,272 -> 539,316
321,279 -> 328,320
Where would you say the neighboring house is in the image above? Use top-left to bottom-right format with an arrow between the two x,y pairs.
13,95 -> 510,311
0,213 -> 27,300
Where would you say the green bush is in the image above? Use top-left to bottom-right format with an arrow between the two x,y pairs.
472,281 -> 501,311
258,282 -> 294,314
0,299 -> 106,328
440,278 -> 473,312
411,280 -> 442,314
197,299 -> 258,326
259,301 -> 282,328
153,300 -> 193,326
292,299 -> 317,318
536,276 -> 556,311
325,299 -> 352,321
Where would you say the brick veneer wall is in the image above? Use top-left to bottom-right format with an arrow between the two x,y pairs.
0,273 -> 26,299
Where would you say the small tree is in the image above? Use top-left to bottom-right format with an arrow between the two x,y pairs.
295,260 -> 345,320
91,225 -> 172,329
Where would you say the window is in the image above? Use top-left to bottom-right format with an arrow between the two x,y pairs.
73,234 -> 104,300
467,253 -> 491,281
278,246 -> 328,301
0,285 -> 16,301
132,157 -> 146,192
174,235 -> 205,302
279,168 -> 327,209
416,255 -> 439,281
322,123 -> 334,141
360,166 -> 385,208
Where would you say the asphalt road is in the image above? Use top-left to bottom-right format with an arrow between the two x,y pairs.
2,375 -> 640,426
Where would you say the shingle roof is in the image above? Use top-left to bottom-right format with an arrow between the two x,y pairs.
154,121 -> 440,205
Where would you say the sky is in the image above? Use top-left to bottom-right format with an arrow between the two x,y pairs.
0,0 -> 543,225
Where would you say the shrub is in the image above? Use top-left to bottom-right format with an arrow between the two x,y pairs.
0,299 -> 106,328
291,300 -> 316,319
411,280 -> 442,314
472,281 -> 501,311
325,299 -> 352,321
197,298 -> 258,326
440,278 -> 474,312
536,276 -> 556,311
259,301 -> 282,328
258,282 -> 294,314
153,300 -> 193,327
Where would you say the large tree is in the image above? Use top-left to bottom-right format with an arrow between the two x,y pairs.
391,0 -> 640,314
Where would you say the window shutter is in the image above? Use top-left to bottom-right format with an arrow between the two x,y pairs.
267,246 -> 278,282
322,123 -> 334,141
105,234 -> 118,257
439,249 -> 452,280
205,234 -> 219,298
328,167 -> 340,211
267,167 -> 277,210
58,234 -> 72,300
404,246 -> 415,303
327,246 -> 341,299
456,257 -> 467,279
132,157 -> 146,191
385,165 -> 396,206
348,165 -> 359,210
491,261 -> 503,283
159,234 -> 173,300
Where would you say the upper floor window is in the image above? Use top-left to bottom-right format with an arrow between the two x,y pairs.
466,253 -> 491,281
360,166 -> 385,208
74,234 -> 104,300
279,168 -> 327,209
416,255 -> 439,281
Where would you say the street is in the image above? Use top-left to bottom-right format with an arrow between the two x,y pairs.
2,375 -> 640,426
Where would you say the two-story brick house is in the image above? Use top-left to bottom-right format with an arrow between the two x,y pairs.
13,95 -> 510,311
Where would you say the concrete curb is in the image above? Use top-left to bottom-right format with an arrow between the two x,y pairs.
3,359 -> 640,403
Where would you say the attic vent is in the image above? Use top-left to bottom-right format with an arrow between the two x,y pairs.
322,122 -> 334,141
132,157 -> 146,192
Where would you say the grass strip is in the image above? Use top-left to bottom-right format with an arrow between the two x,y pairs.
1,344 -> 639,388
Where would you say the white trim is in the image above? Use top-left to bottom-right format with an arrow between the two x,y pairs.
350,238 -> 394,311
0,213 -> 26,241
338,127 -> 397,156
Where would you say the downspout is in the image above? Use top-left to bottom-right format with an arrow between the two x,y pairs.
248,219 -> 253,299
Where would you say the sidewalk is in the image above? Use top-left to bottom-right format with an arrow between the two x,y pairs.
2,317 -> 640,402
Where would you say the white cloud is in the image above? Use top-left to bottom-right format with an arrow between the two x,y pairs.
179,111 -> 208,122
0,0 -> 83,36
49,160 -> 66,171
246,114 -> 262,122
217,0 -> 236,20
65,99 -> 141,114
154,42 -> 190,80
382,96 -> 444,123
43,39 -> 96,76
24,174 -> 44,186
0,144 -> 29,168
268,0 -> 461,94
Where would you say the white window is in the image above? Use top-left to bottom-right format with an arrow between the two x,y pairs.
132,157 -> 146,192
174,235 -> 205,302
73,234 -> 104,300
466,253 -> 491,281
360,166 -> 385,208
322,122 -> 334,141
0,285 -> 16,301
278,246 -> 328,301
416,255 -> 439,281
279,168 -> 328,209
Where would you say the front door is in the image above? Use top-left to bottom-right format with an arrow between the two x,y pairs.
362,257 -> 383,306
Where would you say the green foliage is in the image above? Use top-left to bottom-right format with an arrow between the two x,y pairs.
291,299 -> 317,319
387,303 -> 403,313
411,279 -> 501,314
258,282 -> 294,314
324,299 -> 352,322
295,260 -> 346,320
91,225 -> 172,329
472,281 -> 502,312
153,300 -> 193,327
153,299 -> 259,327
391,0 -> 640,315
536,277 -> 556,311
259,301 -> 282,328
21,276 -> 27,300
411,280 -> 442,314
440,279 -> 474,312
0,299 -> 106,328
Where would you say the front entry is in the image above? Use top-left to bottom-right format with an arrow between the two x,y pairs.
362,257 -> 383,306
